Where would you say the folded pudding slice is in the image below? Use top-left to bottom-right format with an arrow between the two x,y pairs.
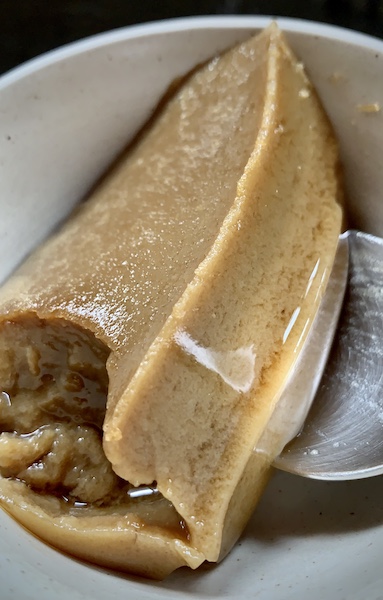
0,24 -> 342,578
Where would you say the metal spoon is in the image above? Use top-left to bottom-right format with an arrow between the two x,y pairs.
274,230 -> 383,481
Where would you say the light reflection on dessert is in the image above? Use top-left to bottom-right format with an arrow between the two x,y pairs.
127,484 -> 159,499
282,258 -> 327,349
304,258 -> 320,298
283,306 -> 301,345
174,329 -> 257,393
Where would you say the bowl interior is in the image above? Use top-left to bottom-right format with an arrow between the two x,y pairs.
0,16 -> 383,600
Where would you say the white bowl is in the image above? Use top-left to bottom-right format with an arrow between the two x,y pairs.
1,15 -> 383,600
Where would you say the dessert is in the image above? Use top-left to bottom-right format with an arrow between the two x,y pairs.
0,24 -> 342,579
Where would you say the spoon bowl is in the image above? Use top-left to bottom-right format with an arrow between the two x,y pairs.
275,230 -> 383,480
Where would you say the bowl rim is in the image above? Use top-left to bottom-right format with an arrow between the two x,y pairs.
1,15 -> 383,91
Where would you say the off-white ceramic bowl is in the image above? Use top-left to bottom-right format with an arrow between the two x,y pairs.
0,16 -> 383,600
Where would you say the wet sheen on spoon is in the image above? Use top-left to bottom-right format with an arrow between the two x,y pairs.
274,230 -> 383,481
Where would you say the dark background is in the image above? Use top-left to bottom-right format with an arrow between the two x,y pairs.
1,0 -> 383,75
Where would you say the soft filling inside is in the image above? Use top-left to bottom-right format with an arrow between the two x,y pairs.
0,316 -> 187,537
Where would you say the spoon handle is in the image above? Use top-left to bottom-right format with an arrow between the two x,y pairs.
274,230 -> 383,481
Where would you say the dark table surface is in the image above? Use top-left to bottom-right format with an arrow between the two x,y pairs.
1,0 -> 383,76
